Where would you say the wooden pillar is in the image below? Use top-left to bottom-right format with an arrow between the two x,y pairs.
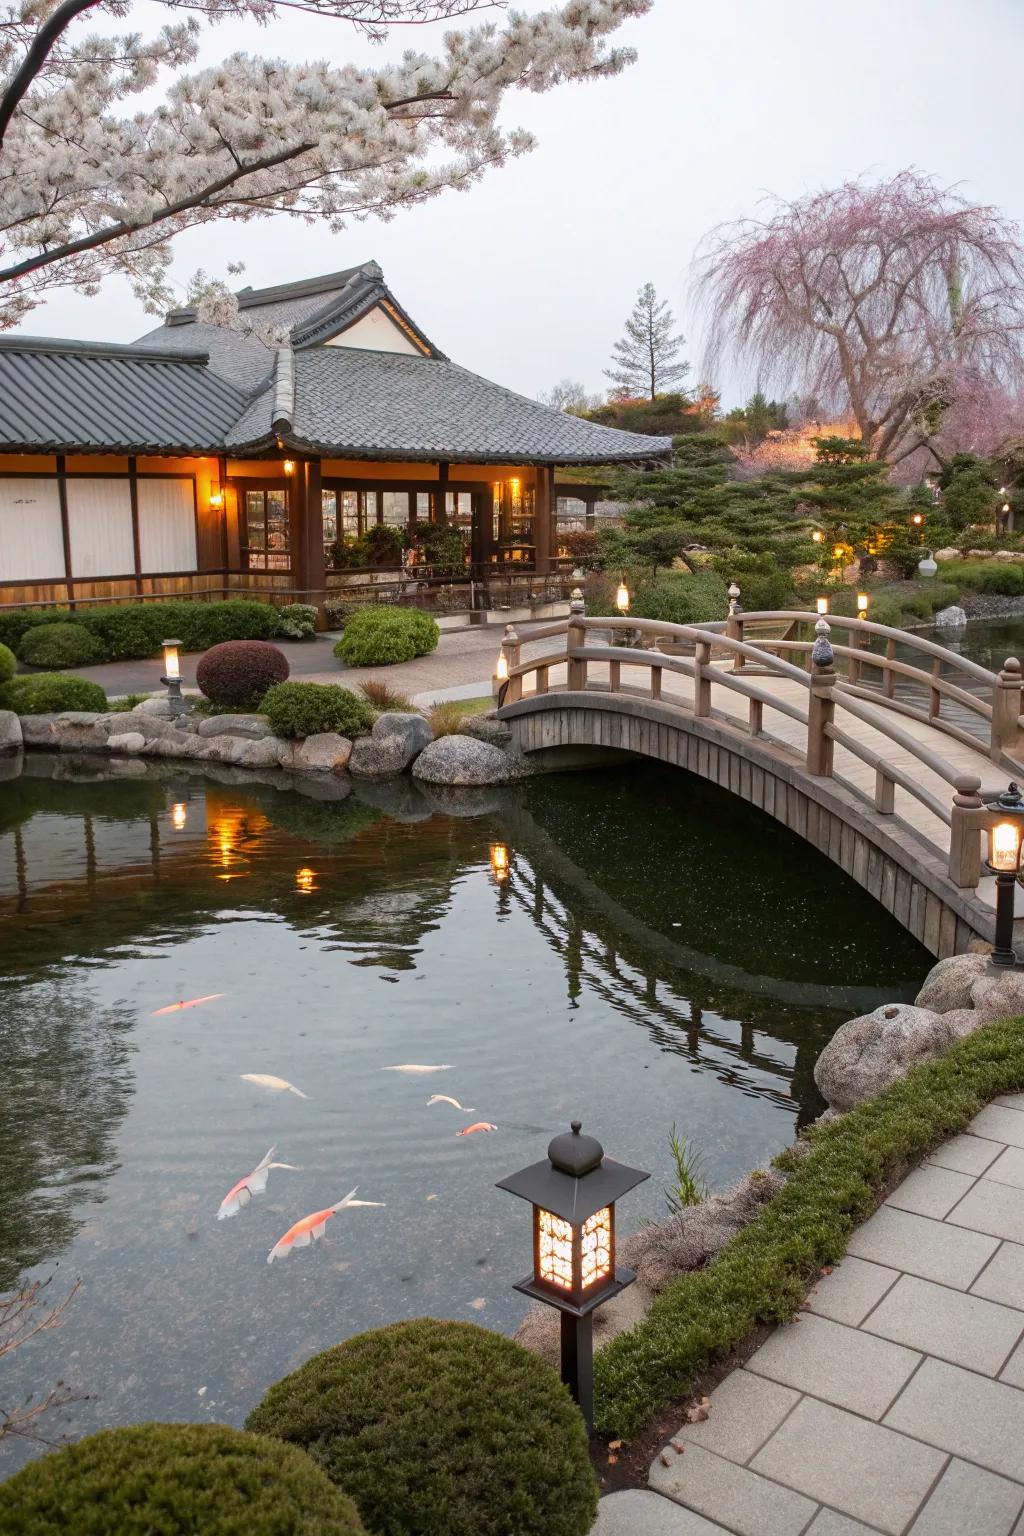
949,775 -> 984,889
991,657 -> 1023,760
303,459 -> 326,618
128,456 -> 143,595
435,461 -> 449,526
534,465 -> 554,574
807,657 -> 837,777
56,453 -> 75,609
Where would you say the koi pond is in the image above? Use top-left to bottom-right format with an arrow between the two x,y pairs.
0,751 -> 928,1469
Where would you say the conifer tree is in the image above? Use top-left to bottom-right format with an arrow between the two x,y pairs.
605,282 -> 689,400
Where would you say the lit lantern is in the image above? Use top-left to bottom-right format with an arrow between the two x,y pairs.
833,544 -> 845,559
209,487 -> 224,510
816,596 -> 829,616
911,512 -> 925,527
161,639 -> 186,717
283,459 -> 296,476
493,648 -> 510,700
489,844 -> 510,883
615,578 -> 630,615
171,803 -> 187,832
984,782 -> 1024,967
857,592 -> 869,614
811,529 -> 824,544
497,1121 -> 648,1429
295,866 -> 317,894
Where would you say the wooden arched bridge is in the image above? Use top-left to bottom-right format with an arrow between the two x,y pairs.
494,609 -> 1024,959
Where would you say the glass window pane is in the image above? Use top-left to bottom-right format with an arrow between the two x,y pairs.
321,490 -> 338,545
245,489 -> 266,551
363,490 -> 378,526
381,491 -> 408,527
266,489 -> 289,554
341,491 -> 359,534
415,492 -> 430,518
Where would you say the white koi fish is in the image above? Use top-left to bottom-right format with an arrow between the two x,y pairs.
267,1188 -> 385,1264
427,1094 -> 476,1113
240,1074 -> 308,1099
382,1064 -> 452,1075
217,1147 -> 300,1220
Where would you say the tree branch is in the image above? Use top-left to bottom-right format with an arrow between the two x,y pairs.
0,0 -> 103,148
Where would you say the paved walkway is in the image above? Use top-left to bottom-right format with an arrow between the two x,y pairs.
594,1095 -> 1024,1536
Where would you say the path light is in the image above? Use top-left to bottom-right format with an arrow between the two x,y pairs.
497,1121 -> 648,1431
857,592 -> 869,614
493,647 -> 509,703
489,844 -> 510,884
171,803 -> 187,832
811,529 -> 823,544
984,783 -> 1024,967
816,596 -> 829,616
569,586 -> 585,615
615,578 -> 630,615
911,512 -> 925,527
161,639 -> 186,718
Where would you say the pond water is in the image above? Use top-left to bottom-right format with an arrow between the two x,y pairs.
0,752 -> 928,1468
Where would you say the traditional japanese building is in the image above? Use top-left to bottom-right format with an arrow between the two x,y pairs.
0,263 -> 671,612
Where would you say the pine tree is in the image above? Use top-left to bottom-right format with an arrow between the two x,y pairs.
604,283 -> 689,401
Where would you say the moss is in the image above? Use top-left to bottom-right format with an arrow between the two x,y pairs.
0,1421 -> 365,1535
594,1016 -> 1024,1437
247,1319 -> 597,1536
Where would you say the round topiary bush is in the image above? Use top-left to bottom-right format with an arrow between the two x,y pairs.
0,1421 -> 366,1535
261,681 -> 375,740
18,621 -> 102,670
0,672 -> 108,714
196,639 -> 289,707
0,640 -> 15,684
246,1319 -> 598,1536
334,608 -> 439,667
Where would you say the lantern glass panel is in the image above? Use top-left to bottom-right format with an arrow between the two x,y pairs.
990,819 -> 1022,873
162,642 -> 180,680
580,1206 -> 612,1289
537,1207 -> 573,1291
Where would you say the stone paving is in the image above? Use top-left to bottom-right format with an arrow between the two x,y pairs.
593,1096 -> 1024,1536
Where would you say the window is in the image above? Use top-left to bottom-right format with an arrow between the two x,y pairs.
67,477 -> 135,578
137,478 -> 196,573
446,492 -> 473,531
0,477 -> 65,581
381,490 -> 409,528
322,489 -> 338,549
244,487 -> 289,570
341,491 -> 360,535
556,496 -> 587,532
415,491 -> 431,520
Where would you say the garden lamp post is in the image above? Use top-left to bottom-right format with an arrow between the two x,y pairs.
161,640 -> 186,718
497,1122 -> 648,1431
816,596 -> 829,616
615,578 -> 630,616
985,782 -> 1024,967
857,592 -> 869,615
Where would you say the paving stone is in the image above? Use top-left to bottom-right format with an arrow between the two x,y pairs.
947,1178 -> 1024,1244
673,1370 -> 799,1464
970,1105 -> 1024,1149
884,1356 -> 1024,1481
862,1273 -> 1024,1376
751,1396 -> 945,1535
886,1164 -> 977,1219
928,1134 -> 1006,1177
805,1515 -> 879,1535
806,1255 -> 900,1327
986,1145 -> 1024,1192
907,1458 -> 1024,1536
590,1490 -> 732,1535
745,1310 -> 920,1419
847,1205 -> 999,1289
648,1442 -> 815,1536
1000,1337 -> 1024,1387
995,1094 -> 1024,1112
972,1242 -> 1024,1310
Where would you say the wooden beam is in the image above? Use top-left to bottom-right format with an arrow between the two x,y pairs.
56,453 -> 75,609
534,465 -> 554,574
128,455 -> 143,595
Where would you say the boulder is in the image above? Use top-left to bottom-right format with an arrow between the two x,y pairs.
0,709 -> 22,755
133,696 -> 174,716
933,605 -> 968,631
915,952 -> 991,1013
373,711 -> 433,758
813,1002 -> 955,1111
55,711 -> 110,750
105,711 -> 176,740
412,735 -> 516,786
196,714 -> 272,741
295,732 -> 353,773
106,757 -> 149,778
348,712 -> 432,779
969,967 -> 1024,1024
459,714 -> 513,747
933,548 -> 960,562
18,713 -> 60,746
107,731 -> 146,755
233,736 -> 283,769
940,1008 -> 985,1039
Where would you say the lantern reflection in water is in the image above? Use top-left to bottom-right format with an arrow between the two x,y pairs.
490,844 -> 510,884
295,866 -> 317,894
170,803 -> 187,832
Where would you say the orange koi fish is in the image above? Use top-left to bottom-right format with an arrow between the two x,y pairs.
151,993 -> 224,1016
267,1188 -> 385,1264
427,1094 -> 475,1113
217,1147 -> 300,1221
456,1122 -> 497,1137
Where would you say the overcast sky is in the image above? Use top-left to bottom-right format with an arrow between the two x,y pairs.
19,0 -> 1024,408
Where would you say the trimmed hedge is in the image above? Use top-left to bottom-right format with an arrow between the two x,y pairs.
0,600 -> 279,661
197,640 -> 289,707
246,1319 -> 597,1536
0,673 -> 108,714
334,607 -> 440,667
0,641 -> 14,685
593,1016 -> 1024,1436
261,681 -> 376,740
277,603 -> 318,639
18,622 -> 101,669
0,1421 -> 366,1534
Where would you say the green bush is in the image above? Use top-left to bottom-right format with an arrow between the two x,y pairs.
0,1421 -> 365,1534
277,603 -> 319,640
18,621 -> 102,669
334,607 -> 440,667
0,608 -> 70,654
0,599 -> 282,662
261,681 -> 376,740
196,640 -> 290,707
0,641 -> 15,684
938,559 -> 1024,596
247,1319 -> 597,1536
0,672 -> 108,714
634,570 -> 729,625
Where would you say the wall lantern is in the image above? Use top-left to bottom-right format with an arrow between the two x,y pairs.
811,529 -> 824,544
283,459 -> 296,476
615,578 -> 630,615
161,639 -> 186,718
857,592 -> 870,614
816,596 -> 829,616
489,844 -> 510,884
209,487 -> 224,510
171,802 -> 187,832
497,1121 -> 648,1430
985,782 -> 1024,967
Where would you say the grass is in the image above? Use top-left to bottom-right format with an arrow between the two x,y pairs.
359,679 -> 416,712
427,694 -> 493,718
664,1125 -> 708,1215
107,692 -> 149,713
594,1016 -> 1024,1436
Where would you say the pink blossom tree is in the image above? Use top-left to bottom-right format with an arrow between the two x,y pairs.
0,0 -> 650,327
697,171 -> 1024,468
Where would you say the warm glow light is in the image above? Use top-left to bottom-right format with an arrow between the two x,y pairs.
490,844 -> 509,883
811,530 -> 824,544
162,640 -> 180,680
990,820 -> 1023,873
283,459 -> 295,476
209,489 -> 224,509
833,544 -> 845,559
495,651 -> 509,683
857,592 -> 869,614
911,512 -> 925,526
581,1206 -> 612,1289
295,866 -> 317,894
537,1207 -> 574,1291
171,803 -> 187,831
509,477 -> 520,493
615,580 -> 630,614
816,596 -> 829,616
1003,503 -> 1011,514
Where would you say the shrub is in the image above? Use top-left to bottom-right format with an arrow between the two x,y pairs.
195,600 -> 279,647
18,622 -> 102,669
940,559 -> 1024,596
0,1421 -> 365,1534
261,681 -> 376,740
247,1319 -> 597,1536
633,570 -> 729,625
559,529 -> 602,569
334,607 -> 439,667
360,679 -> 415,712
0,673 -> 107,714
0,608 -> 68,654
324,599 -> 360,630
277,603 -> 319,640
0,641 -> 15,684
196,640 -> 289,707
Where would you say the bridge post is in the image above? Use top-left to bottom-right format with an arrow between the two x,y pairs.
503,625 -> 522,705
807,622 -> 836,777
726,583 -> 744,671
991,657 -> 1023,760
848,626 -> 871,686
567,612 -> 587,691
695,639 -> 712,717
949,774 -> 985,889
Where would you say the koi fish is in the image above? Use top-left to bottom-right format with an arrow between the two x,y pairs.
427,1094 -> 475,1113
266,1188 -> 385,1264
240,1073 -> 308,1099
383,1064 -> 452,1074
152,993 -> 224,1016
217,1147 -> 300,1220
457,1122 -> 497,1137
